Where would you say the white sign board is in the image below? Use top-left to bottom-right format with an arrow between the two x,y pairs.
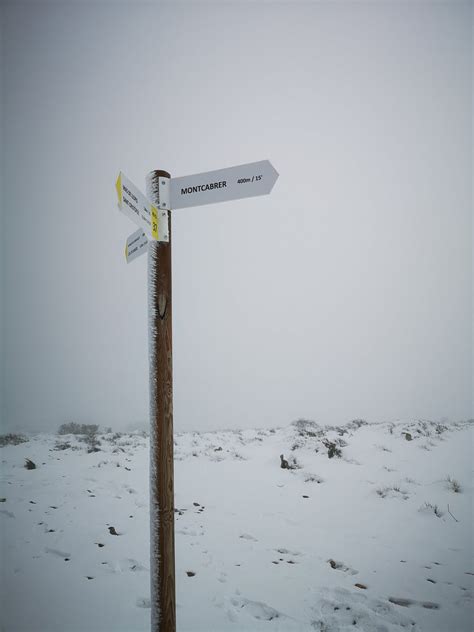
170,160 -> 278,210
116,172 -> 168,241
125,228 -> 148,263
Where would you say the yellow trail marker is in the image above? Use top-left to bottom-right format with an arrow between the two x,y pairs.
115,173 -> 122,205
115,171 -> 168,242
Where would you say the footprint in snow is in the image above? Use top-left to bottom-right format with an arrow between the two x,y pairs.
328,559 -> 358,575
177,526 -> 204,537
44,547 -> 71,559
102,559 -> 147,573
388,596 -> 440,609
0,509 -> 15,518
228,595 -> 287,622
136,597 -> 151,609
316,587 -> 416,630
276,547 -> 301,556
239,533 -> 258,542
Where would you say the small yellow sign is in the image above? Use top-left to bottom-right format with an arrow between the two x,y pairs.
115,173 -> 122,205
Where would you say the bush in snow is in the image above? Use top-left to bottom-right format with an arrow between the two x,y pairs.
292,419 -> 323,438
304,473 -> 324,484
58,422 -> 99,436
57,423 -> 101,452
376,486 -> 409,500
83,434 -> 101,453
280,454 -> 301,470
53,441 -> 72,451
0,433 -> 29,447
322,439 -> 342,458
419,502 -> 444,518
347,418 -> 368,429
445,476 -> 462,493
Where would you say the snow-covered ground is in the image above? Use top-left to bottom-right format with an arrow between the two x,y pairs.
1,419 -> 473,631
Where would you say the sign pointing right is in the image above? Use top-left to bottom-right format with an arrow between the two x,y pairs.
170,160 -> 278,210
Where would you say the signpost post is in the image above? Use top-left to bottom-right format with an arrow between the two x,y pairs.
115,160 -> 278,632
146,170 -> 176,632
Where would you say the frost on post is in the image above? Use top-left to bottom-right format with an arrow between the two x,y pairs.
148,238 -> 161,629
146,170 -> 176,631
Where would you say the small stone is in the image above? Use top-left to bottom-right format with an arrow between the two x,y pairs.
186,571 -> 196,577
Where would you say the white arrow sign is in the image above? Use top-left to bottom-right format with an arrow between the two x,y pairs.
125,228 -> 148,263
170,160 -> 278,210
116,172 -> 169,242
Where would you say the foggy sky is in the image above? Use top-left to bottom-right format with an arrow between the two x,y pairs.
1,1 -> 472,433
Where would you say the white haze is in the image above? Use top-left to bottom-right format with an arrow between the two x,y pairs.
1,1 -> 472,434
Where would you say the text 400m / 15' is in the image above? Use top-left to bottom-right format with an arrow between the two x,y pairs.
237,175 -> 262,184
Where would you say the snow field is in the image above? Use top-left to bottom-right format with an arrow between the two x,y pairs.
1,420 -> 472,631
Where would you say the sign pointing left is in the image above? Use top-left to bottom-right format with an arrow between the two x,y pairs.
125,228 -> 148,263
116,172 -> 168,242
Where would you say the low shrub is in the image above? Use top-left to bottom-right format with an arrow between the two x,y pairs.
0,433 -> 29,447
419,502 -> 444,518
445,476 -> 462,493
322,439 -> 342,458
58,422 -> 99,436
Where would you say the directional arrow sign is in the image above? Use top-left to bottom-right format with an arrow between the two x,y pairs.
170,160 -> 278,210
125,228 -> 148,263
116,172 -> 161,240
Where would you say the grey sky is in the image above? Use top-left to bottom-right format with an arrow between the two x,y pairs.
1,0 -> 472,433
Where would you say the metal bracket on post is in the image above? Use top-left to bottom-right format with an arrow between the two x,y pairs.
157,175 -> 170,243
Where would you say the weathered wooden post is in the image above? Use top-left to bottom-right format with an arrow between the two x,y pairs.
146,170 -> 176,632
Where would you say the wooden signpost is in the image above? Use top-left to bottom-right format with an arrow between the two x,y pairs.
115,160 -> 278,631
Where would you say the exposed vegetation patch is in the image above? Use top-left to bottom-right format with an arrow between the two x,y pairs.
57,423 -> 101,453
58,423 -> 99,436
322,440 -> 342,459
419,502 -> 444,518
445,476 -> 462,493
0,433 -> 29,447
376,486 -> 409,500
